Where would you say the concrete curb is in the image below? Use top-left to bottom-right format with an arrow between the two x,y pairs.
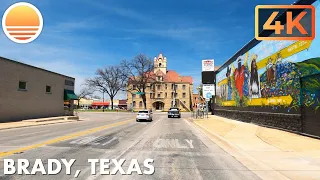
0,120 -> 78,131
23,116 -> 79,123
189,118 -> 290,180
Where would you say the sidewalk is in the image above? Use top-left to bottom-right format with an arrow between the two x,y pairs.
191,115 -> 320,180
0,116 -> 79,130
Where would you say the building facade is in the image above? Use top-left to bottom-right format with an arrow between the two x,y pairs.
0,57 -> 77,122
215,0 -> 320,137
127,53 -> 193,111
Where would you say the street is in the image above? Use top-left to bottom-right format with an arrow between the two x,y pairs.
0,112 -> 260,180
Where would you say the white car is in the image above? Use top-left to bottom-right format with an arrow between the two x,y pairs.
136,110 -> 153,122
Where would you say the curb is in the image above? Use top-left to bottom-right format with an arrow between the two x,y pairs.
0,120 -> 77,131
190,119 -> 290,180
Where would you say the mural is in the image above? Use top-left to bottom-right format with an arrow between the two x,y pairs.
216,1 -> 320,113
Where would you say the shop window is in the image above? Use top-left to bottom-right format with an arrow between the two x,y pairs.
133,101 -> 136,107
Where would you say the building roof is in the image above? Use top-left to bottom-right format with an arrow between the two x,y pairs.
164,70 -> 193,84
0,56 -> 75,79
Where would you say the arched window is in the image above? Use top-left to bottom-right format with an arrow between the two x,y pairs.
133,101 -> 136,107
139,101 -> 143,107
159,63 -> 162,67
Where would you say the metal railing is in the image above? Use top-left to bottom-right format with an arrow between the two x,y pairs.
192,104 -> 209,119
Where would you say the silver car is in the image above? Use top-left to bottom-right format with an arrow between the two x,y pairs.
136,110 -> 153,122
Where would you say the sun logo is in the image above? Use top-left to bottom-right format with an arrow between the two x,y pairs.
2,2 -> 43,44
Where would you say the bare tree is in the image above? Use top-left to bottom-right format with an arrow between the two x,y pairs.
76,86 -> 94,108
86,66 -> 126,110
121,54 -> 157,109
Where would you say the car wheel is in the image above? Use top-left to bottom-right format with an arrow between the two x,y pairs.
168,115 -> 170,118
136,119 -> 139,122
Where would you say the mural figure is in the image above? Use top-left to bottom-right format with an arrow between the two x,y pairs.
275,53 -> 283,79
250,54 -> 260,98
234,56 -> 246,103
266,57 -> 276,84
226,66 -> 232,100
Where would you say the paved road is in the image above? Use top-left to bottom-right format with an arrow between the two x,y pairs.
0,112 -> 260,180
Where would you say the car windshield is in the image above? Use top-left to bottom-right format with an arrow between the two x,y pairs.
138,111 -> 149,113
169,110 -> 179,114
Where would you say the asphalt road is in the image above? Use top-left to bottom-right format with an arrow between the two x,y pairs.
0,112 -> 260,180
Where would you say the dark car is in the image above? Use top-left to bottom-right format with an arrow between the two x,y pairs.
168,107 -> 181,118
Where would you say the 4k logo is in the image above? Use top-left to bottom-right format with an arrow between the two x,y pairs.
255,5 -> 315,40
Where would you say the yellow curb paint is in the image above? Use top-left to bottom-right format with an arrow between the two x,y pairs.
0,119 -> 133,158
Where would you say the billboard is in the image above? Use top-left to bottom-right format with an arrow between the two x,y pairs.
202,59 -> 215,71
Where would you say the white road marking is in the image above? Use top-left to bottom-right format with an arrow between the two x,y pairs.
185,139 -> 194,148
153,139 -> 194,149
101,137 -> 117,146
70,136 -> 98,145
84,117 -> 163,180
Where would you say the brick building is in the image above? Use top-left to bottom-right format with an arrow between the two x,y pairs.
127,53 -> 193,111
0,57 -> 77,122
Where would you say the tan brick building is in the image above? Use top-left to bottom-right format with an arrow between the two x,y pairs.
0,57 -> 77,122
127,53 -> 193,111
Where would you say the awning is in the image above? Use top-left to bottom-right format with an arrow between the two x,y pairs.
92,102 -> 110,106
64,89 -> 78,100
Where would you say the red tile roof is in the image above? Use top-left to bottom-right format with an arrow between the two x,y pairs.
163,70 -> 193,84
129,70 -> 193,84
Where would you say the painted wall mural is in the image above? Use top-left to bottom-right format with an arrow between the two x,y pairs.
216,1 -> 320,113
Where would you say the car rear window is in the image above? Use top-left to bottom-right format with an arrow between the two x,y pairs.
138,111 -> 149,113
169,111 -> 179,114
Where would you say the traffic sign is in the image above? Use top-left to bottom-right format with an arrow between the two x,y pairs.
135,92 -> 145,95
202,84 -> 215,101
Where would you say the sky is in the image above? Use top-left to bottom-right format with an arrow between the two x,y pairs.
0,0 -> 296,99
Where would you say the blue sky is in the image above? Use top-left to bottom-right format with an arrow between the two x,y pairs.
0,0 -> 296,98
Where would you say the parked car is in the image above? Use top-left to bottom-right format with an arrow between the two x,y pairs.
168,107 -> 181,118
136,110 -> 153,122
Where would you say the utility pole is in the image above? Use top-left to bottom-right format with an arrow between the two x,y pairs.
132,92 -> 134,112
102,90 -> 105,112
173,83 -> 176,107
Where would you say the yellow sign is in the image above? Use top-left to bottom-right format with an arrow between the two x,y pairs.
218,78 -> 228,86
247,95 -> 293,106
222,101 -> 236,106
256,40 -> 312,70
